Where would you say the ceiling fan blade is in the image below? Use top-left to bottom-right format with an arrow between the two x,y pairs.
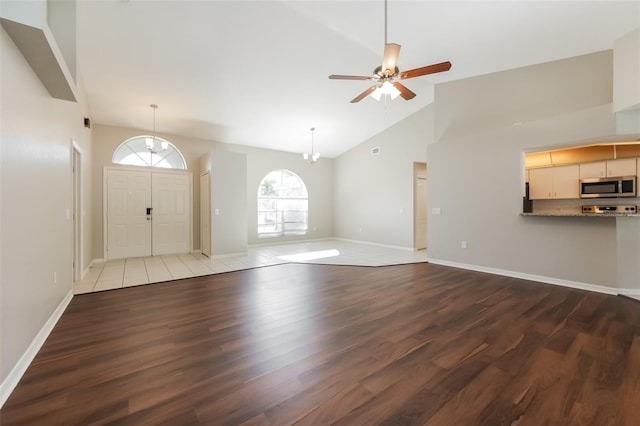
399,61 -> 452,80
381,43 -> 401,76
393,82 -> 416,100
350,85 -> 378,103
329,74 -> 374,81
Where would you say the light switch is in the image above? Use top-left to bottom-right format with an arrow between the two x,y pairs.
432,208 -> 441,215
214,209 -> 220,215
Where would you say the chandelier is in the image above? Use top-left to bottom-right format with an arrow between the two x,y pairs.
303,127 -> 320,164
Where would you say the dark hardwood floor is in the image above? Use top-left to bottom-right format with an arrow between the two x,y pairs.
2,262 -> 639,425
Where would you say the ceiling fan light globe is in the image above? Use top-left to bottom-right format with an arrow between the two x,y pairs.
370,87 -> 383,101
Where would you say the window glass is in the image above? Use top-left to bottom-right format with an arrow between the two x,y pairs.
257,170 -> 308,237
112,136 -> 186,169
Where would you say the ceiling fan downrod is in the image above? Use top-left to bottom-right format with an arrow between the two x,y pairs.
384,0 -> 388,45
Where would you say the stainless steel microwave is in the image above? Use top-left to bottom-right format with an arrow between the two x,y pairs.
580,176 -> 636,198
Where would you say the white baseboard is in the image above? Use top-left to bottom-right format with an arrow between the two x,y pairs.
77,259 -> 105,282
618,289 -> 640,301
0,290 -> 73,408
426,257 -> 619,296
248,237 -> 332,249
334,238 -> 414,252
211,251 -> 249,259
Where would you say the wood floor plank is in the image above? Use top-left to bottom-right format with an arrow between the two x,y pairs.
1,262 -> 639,425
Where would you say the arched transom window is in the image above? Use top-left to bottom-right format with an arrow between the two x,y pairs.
257,169 -> 308,238
112,136 -> 186,169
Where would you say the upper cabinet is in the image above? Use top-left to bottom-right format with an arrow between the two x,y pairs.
529,165 -> 580,200
579,158 -> 637,179
579,161 -> 606,178
606,158 -> 637,177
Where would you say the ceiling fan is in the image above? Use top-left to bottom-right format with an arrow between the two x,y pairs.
329,0 -> 452,103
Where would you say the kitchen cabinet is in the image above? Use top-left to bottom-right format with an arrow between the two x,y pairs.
579,161 -> 606,178
579,158 -> 637,178
529,165 -> 579,199
607,158 -> 636,177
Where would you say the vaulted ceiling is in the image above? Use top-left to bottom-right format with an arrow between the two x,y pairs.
77,1 -> 640,158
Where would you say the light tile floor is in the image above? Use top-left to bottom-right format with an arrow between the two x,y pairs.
74,239 -> 428,294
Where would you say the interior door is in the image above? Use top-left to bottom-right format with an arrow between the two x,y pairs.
200,172 -> 211,257
152,172 -> 191,256
72,145 -> 82,280
414,163 -> 427,250
106,169 -> 152,259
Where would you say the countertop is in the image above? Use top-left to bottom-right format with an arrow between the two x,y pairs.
521,212 -> 640,217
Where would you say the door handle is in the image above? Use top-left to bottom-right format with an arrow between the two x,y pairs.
146,207 -> 152,220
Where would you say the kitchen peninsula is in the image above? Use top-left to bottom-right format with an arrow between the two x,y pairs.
523,143 -> 639,217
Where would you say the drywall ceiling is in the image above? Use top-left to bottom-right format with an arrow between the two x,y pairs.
77,1 -> 640,158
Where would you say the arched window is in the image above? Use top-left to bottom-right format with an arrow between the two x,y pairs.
257,169 -> 308,238
112,136 -> 186,169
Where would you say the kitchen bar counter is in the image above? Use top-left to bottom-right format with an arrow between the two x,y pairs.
521,212 -> 640,217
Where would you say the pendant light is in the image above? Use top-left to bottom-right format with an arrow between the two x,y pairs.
303,127 -> 320,164
145,104 -> 168,153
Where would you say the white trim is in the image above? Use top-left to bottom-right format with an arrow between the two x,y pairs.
82,258 -> 105,280
212,251 -> 249,259
0,290 -> 73,408
618,288 -> 640,298
426,257 -> 619,296
335,238 -> 415,252
248,237 -> 332,249
71,140 -> 83,282
621,294 -> 640,301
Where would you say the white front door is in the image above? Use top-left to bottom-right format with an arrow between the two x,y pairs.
105,168 -> 191,260
152,172 -> 191,255
106,169 -> 152,259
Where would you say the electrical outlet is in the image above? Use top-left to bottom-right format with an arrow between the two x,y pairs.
432,208 -> 441,215
461,241 -> 468,249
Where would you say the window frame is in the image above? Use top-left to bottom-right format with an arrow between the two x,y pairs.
112,135 -> 187,170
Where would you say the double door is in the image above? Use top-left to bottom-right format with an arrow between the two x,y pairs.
105,168 -> 191,260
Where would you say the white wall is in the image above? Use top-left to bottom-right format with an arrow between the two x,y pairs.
244,145 -> 333,246
202,150 -> 248,255
91,124 -> 215,259
613,28 -> 640,113
0,26 -> 93,386
333,105 -> 431,248
428,51 -> 622,288
92,125 -> 335,259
